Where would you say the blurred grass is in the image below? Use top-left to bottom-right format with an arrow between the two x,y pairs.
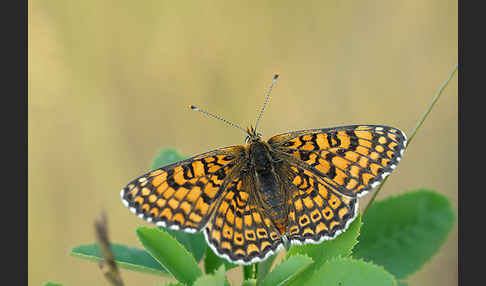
29,0 -> 457,285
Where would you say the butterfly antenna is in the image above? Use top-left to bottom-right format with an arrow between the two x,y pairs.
189,105 -> 248,135
254,73 -> 279,133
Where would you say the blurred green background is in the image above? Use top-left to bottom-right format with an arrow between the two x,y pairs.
29,0 -> 457,285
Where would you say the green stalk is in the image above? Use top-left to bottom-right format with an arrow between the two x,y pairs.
362,64 -> 458,218
243,264 -> 253,281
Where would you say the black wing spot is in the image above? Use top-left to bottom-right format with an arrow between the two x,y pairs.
347,130 -> 359,151
223,155 -> 235,161
309,189 -> 317,198
299,150 -> 311,161
201,192 -> 211,204
336,148 -> 346,155
327,165 -> 337,179
283,141 -> 294,147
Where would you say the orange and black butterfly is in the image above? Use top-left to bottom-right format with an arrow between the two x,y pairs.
120,74 -> 407,264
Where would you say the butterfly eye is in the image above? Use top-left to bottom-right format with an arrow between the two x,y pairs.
245,135 -> 251,144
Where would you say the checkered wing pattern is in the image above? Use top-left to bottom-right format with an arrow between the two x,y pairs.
282,165 -> 358,245
120,146 -> 245,233
121,123 -> 407,263
269,125 -> 406,244
269,125 -> 407,198
204,176 -> 284,265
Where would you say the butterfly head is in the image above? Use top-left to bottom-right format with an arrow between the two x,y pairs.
245,126 -> 262,144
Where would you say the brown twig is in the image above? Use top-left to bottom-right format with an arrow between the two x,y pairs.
95,211 -> 124,286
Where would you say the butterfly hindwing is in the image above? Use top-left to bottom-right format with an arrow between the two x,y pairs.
121,146 -> 245,233
204,175 -> 284,264
282,164 -> 358,245
269,125 -> 407,198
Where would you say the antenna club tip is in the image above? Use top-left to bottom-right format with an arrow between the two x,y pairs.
273,73 -> 280,79
188,105 -> 198,110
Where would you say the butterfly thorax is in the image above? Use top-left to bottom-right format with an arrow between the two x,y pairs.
247,138 -> 288,234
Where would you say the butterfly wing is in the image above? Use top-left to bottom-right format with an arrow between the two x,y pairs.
268,125 -> 407,198
276,161 -> 358,245
204,174 -> 284,264
269,125 -> 406,245
121,146 -> 246,233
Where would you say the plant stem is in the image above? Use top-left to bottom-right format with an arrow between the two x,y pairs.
95,211 -> 124,286
362,64 -> 458,218
243,265 -> 253,281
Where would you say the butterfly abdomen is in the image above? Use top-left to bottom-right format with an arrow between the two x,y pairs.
249,141 -> 287,233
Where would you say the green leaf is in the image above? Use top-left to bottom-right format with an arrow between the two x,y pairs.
255,253 -> 278,283
240,279 -> 257,286
43,282 -> 63,286
137,227 -> 202,285
165,228 -> 207,262
397,281 -> 408,286
193,265 -> 227,286
151,148 -> 208,262
307,257 -> 397,286
70,243 -> 169,276
285,213 -> 362,284
259,254 -> 313,286
152,148 -> 187,169
354,189 -> 455,279
204,244 -> 239,274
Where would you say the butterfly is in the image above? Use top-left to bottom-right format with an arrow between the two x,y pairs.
120,74 -> 407,265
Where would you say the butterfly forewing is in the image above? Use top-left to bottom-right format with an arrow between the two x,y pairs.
269,125 -> 407,198
204,175 -> 284,264
120,146 -> 245,233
